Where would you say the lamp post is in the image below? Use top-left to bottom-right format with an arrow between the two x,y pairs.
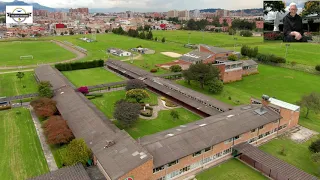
285,44 -> 290,59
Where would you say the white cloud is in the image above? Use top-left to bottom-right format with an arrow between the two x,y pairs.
1,0 -> 264,10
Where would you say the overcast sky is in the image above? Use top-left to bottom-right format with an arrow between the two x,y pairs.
1,0 -> 264,10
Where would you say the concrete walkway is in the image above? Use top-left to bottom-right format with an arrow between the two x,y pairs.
29,106 -> 58,171
140,97 -> 179,120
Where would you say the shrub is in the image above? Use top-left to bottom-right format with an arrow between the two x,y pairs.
150,68 -> 158,73
291,61 -> 297,66
316,65 -> 320,72
170,65 -> 182,72
43,116 -> 74,145
62,139 -> 91,166
126,89 -> 149,103
165,99 -> 177,107
208,80 -> 224,94
78,86 -> 89,95
0,106 -> 11,111
86,96 -> 96,100
228,29 -> 236,35
30,98 -> 57,118
88,93 -> 103,97
256,53 -> 286,64
240,30 -> 253,37
228,54 -> 238,61
170,110 -> 179,120
55,60 -> 104,71
309,139 -> 320,153
38,81 -> 53,98
114,100 -> 141,127
162,37 -> 166,43
241,45 -> 258,58
140,106 -> 153,117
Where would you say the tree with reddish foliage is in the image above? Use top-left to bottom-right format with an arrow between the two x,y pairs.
30,98 -> 57,118
78,86 -> 89,95
43,116 -> 74,145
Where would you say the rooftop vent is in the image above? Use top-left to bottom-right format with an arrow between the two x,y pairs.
262,94 -> 270,101
180,125 -> 187,128
132,151 -> 139,156
241,106 -> 252,110
254,107 -> 267,115
104,140 -> 116,149
227,115 -> 234,118
165,134 -> 174,138
199,124 -> 207,127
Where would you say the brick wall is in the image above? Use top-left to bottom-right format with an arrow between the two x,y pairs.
222,69 -> 243,83
119,159 -> 154,180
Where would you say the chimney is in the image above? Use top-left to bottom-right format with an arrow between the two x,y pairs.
261,94 -> 270,106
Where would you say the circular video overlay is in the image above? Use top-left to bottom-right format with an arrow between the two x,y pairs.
7,7 -> 32,23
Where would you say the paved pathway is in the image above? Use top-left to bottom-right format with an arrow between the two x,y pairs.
0,40 -> 87,70
140,97 -> 179,120
29,106 -> 58,171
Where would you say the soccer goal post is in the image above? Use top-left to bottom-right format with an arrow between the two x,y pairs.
20,55 -> 33,60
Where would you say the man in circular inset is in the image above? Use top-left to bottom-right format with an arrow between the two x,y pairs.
283,2 -> 308,42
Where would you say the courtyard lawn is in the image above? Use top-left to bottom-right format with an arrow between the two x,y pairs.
0,71 -> 38,97
90,90 -> 159,119
0,41 -> 76,66
196,159 -> 267,180
260,136 -> 319,177
115,108 -> 202,139
0,108 -> 49,179
62,67 -> 124,87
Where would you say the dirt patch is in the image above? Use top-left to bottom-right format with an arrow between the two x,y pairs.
161,52 -> 182,58
290,126 -> 318,143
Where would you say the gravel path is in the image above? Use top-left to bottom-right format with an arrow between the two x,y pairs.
140,97 -> 179,120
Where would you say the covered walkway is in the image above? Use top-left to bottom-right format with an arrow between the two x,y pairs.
234,143 -> 318,180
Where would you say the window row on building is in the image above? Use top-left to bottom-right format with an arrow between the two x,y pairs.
248,124 -> 287,144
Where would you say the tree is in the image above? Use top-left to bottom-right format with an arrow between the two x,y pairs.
78,86 -> 89,95
184,63 -> 220,89
16,72 -> 25,82
222,19 -> 228,26
146,31 -> 153,40
126,79 -> 146,91
228,54 -> 238,61
263,1 -> 286,15
62,139 -> 91,166
208,80 -> 224,94
38,81 -> 53,98
114,100 -> 141,127
54,30 -> 57,35
69,30 -> 74,35
162,37 -> 166,43
155,37 -> 158,41
126,89 -> 149,103
148,18 -> 152,22
182,70 -> 193,85
311,152 -> 320,163
139,31 -> 146,39
144,25 -> 151,31
170,110 -> 179,120
170,65 -> 182,72
43,116 -> 74,145
315,65 -> 320,72
30,98 -> 57,118
301,1 -> 320,17
309,139 -> 320,153
187,19 -> 198,30
298,92 -> 320,118
60,32 -> 64,36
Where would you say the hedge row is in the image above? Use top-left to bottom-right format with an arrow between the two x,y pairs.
55,60 -> 104,71
256,53 -> 286,63
240,30 -> 253,37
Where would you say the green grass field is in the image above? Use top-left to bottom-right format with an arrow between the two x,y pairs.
0,71 -> 38,97
90,90 -> 201,139
115,107 -> 202,139
0,41 -> 76,66
260,136 -> 319,177
196,159 -> 267,180
90,90 -> 159,119
0,108 -> 49,179
62,67 -> 124,87
177,64 -> 320,132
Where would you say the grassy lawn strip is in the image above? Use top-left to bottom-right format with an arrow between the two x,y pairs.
260,136 -> 319,177
114,107 -> 202,139
0,71 -> 38,97
90,90 -> 158,119
50,145 -> 67,168
0,41 -> 76,66
0,108 -> 49,179
62,67 -> 124,87
196,158 -> 267,180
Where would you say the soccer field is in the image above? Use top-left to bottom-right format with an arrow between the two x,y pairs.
0,108 -> 49,179
0,41 -> 76,66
